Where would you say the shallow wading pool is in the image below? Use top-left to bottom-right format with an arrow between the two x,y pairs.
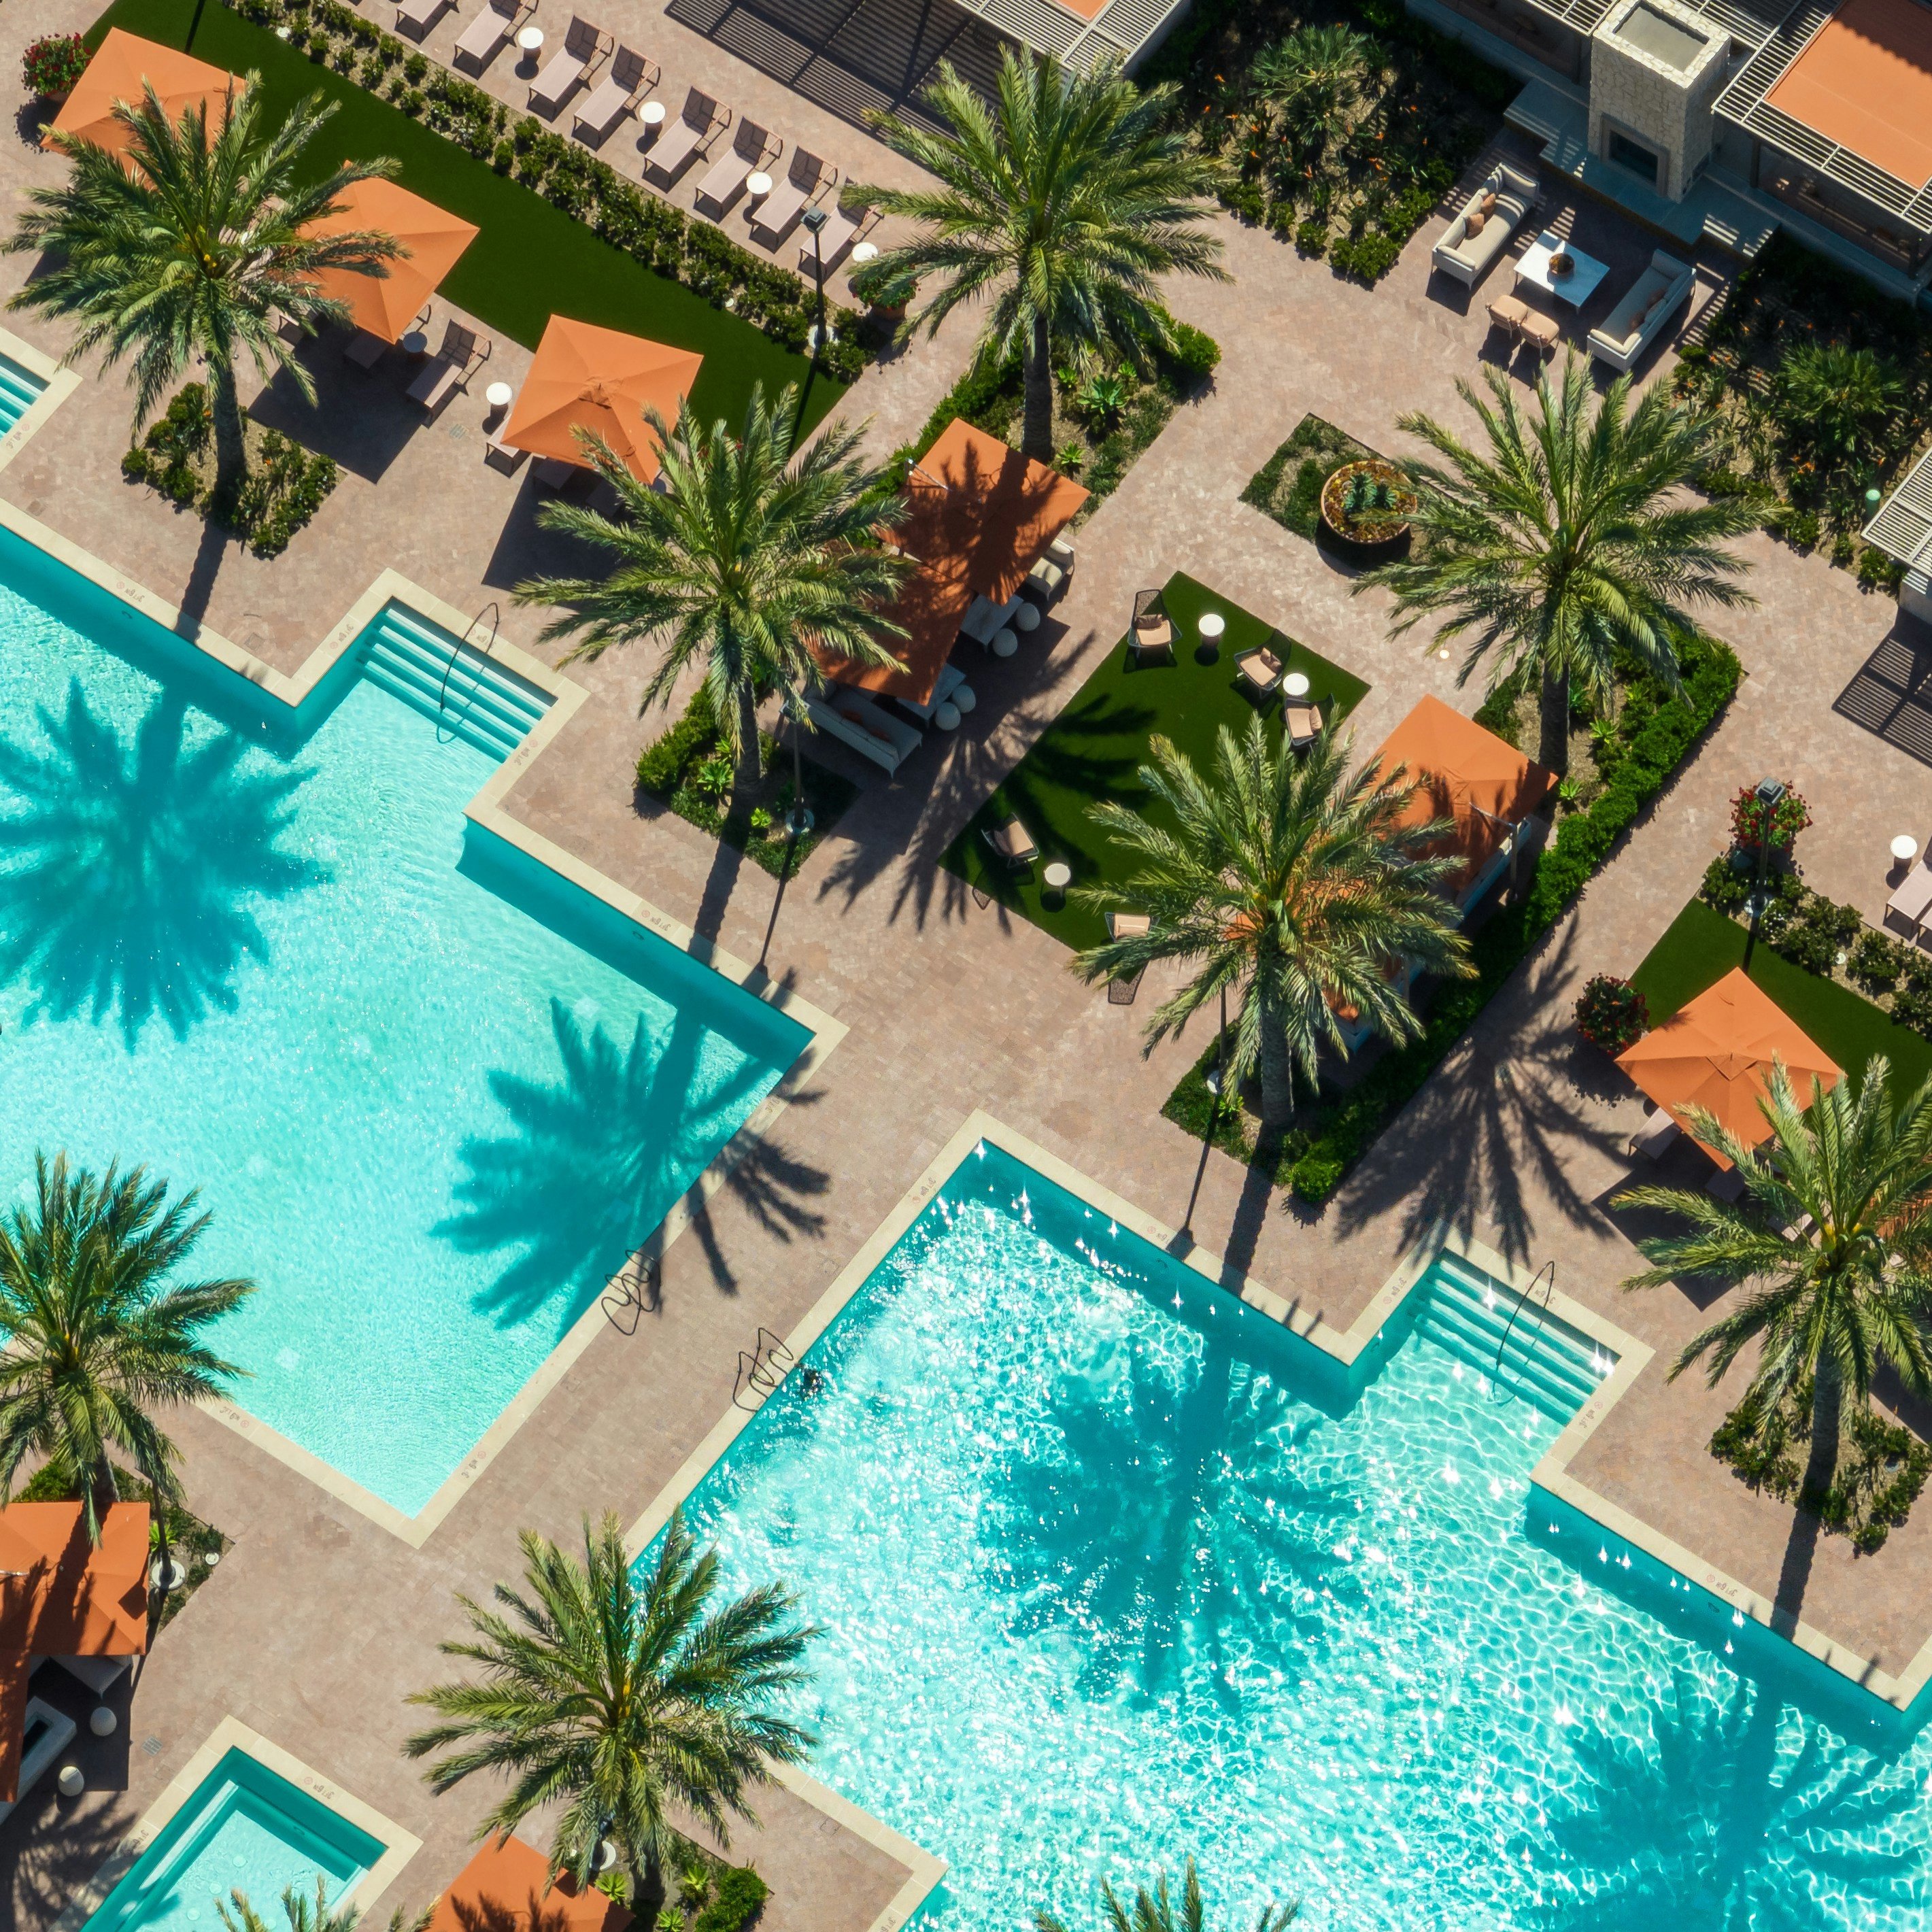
654,1142 -> 1932,1929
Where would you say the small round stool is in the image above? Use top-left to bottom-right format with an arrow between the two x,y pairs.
1043,861 -> 1072,895
934,701 -> 962,730
952,683 -> 977,713
90,1707 -> 118,1738
1893,834 -> 1919,866
992,628 -> 1018,658
1013,602 -> 1041,632
57,1766 -> 84,1798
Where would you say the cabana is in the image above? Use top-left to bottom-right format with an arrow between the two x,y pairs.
0,1502 -> 151,1803
303,177 -> 479,347
496,317 -> 703,486
44,30 -> 242,163
426,1832 -> 633,1932
1371,695 -> 1557,917
1616,967 -> 1840,1175
814,420 -> 1088,709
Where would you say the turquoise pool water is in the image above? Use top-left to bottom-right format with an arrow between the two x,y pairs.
0,531 -> 807,1514
666,1145 -> 1932,1931
0,354 -> 44,438
85,1746 -> 384,1932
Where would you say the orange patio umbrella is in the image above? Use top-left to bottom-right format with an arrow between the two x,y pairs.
1616,967 -> 1840,1167
44,29 -> 243,163
498,317 -> 704,485
303,177 -> 478,343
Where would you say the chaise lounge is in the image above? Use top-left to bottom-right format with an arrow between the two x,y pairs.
1587,249 -> 1696,373
749,150 -> 834,248
573,45 -> 658,146
1431,163 -> 1538,288
694,119 -> 779,218
452,0 -> 528,72
644,88 -> 727,187
407,319 -> 490,418
528,16 -> 611,116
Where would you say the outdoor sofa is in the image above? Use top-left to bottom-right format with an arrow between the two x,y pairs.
1587,250 -> 1696,373
1431,163 -> 1538,288
805,688 -> 921,774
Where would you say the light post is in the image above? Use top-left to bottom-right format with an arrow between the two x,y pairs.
784,688 -> 814,840
800,207 -> 828,356
1744,775 -> 1786,969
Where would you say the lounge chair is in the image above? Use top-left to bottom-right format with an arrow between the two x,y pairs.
1128,589 -> 1173,663
1285,696 -> 1324,748
1105,911 -> 1149,1005
1627,1106 -> 1680,1162
395,0 -> 454,39
528,15 -> 611,116
1520,309 -> 1561,356
484,435 -> 528,473
797,199 -> 872,277
1884,860 -> 1932,940
407,319 -> 489,418
749,150 -> 833,248
1235,647 -> 1285,701
694,119 -> 778,218
644,88 -> 726,187
573,44 -> 656,145
984,817 -> 1037,867
804,688 -> 920,774
1486,292 -> 1527,345
453,0 -> 528,73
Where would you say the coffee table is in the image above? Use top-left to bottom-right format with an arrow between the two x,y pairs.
1514,230 -> 1610,309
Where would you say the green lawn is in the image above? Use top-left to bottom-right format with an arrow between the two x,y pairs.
93,0 -> 841,433
941,572 -> 1371,951
1631,898 -> 1932,1096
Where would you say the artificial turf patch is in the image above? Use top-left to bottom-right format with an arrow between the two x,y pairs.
940,571 -> 1370,953
1631,898 -> 1932,1097
90,0 -> 843,435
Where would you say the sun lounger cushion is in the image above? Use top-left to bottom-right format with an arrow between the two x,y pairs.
798,203 -> 864,276
454,0 -> 520,71
1885,861 -> 1932,936
695,123 -> 771,217
645,90 -> 719,185
1238,650 -> 1284,693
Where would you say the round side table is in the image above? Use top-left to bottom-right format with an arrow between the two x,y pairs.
1893,834 -> 1919,866
640,101 -> 666,131
1043,860 -> 1072,893
1197,611 -> 1225,662
485,380 -> 514,424
399,329 -> 429,359
1284,671 -> 1310,699
851,241 -> 879,267
746,171 -> 774,199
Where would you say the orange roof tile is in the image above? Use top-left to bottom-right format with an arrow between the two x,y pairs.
1766,0 -> 1932,190
426,1835 -> 634,1932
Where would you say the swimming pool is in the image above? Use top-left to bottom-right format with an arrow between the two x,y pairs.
662,1141 -> 1932,1930
0,529 -> 808,1516
0,354 -> 45,439
84,1746 -> 385,1932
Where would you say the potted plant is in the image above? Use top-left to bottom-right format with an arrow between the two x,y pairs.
1574,973 -> 1647,1053
1319,457 -> 1414,557
1729,781 -> 1810,862
24,34 -> 90,105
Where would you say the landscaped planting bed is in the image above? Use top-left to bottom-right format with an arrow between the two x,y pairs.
97,0 -> 855,429
942,571 -> 1369,949
1673,235 -> 1931,586
1142,0 -> 1512,284
1242,413 -> 1388,545
1165,631 -> 1742,1202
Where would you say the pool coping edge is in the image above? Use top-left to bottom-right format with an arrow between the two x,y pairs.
774,1765 -> 948,1932
52,1714 -> 422,1932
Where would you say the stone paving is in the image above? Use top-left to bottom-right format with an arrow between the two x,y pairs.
6,7 -> 1932,1922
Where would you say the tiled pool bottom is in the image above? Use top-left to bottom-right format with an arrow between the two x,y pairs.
663,1145 -> 1932,1930
0,532 -> 807,1516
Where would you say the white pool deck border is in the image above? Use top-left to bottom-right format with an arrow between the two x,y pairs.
52,1714 -> 421,1932
0,328 -> 845,1549
630,1108 -> 1932,1721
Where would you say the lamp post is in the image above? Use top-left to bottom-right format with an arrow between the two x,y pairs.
784,688 -> 814,840
1744,774 -> 1786,969
800,207 -> 828,357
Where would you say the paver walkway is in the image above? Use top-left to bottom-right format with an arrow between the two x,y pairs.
5,12 -> 1932,1923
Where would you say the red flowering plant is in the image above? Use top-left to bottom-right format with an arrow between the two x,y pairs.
1730,783 -> 1811,853
23,34 -> 88,99
1574,975 -> 1648,1053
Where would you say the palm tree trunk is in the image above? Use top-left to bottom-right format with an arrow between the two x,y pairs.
1021,316 -> 1054,464
732,681 -> 763,817
1538,660 -> 1571,777
635,1849 -> 666,1925
1256,990 -> 1296,1138
207,357 -> 248,512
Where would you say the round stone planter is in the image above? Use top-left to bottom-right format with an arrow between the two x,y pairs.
1319,459 -> 1414,561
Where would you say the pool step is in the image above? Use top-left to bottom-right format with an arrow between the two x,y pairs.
1412,1251 -> 1613,1422
357,606 -> 549,760
0,354 -> 46,437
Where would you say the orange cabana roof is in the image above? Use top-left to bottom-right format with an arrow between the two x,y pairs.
1616,968 -> 1842,1168
303,177 -> 478,344
45,29 -> 243,163
426,1834 -> 634,1932
0,1501 -> 151,1801
817,420 -> 1089,707
499,317 -> 703,486
1370,695 -> 1557,898
1766,0 -> 1932,190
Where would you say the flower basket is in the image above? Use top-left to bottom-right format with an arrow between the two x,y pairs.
23,33 -> 89,103
1729,783 -> 1810,861
1574,974 -> 1647,1053
1319,458 -> 1414,558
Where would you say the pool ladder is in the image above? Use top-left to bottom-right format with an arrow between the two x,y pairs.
435,600 -> 501,746
1489,1260 -> 1557,1404
732,1327 -> 796,1411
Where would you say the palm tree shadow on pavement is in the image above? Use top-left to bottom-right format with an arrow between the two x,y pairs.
1523,1670 -> 1923,1929
0,679 -> 323,1045
434,997 -> 827,1323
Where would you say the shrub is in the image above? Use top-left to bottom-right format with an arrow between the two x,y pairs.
1574,974 -> 1647,1052
1219,182 -> 1266,224
1850,928 -> 1906,992
635,686 -> 720,795
1156,319 -> 1221,390
1295,218 -> 1329,259
1778,507 -> 1821,549
692,1867 -> 768,1932
23,33 -> 89,97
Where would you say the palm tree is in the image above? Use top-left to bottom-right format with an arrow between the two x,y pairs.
7,79 -> 403,504
1363,354 -> 1757,776
219,1878 -> 429,1932
1071,715 -> 1473,1134
851,49 -> 1227,462
1036,1857 -> 1298,1932
515,383 -> 910,808
1613,1055 -> 1932,1524
1772,341 -> 1904,469
1251,22 -> 1376,156
406,1508 -> 818,1909
0,1152 -> 254,1542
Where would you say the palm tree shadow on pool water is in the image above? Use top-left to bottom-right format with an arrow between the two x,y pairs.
0,679 -> 321,1045
985,1329 -> 1363,1703
1523,1670 -> 1925,1930
435,996 -> 812,1326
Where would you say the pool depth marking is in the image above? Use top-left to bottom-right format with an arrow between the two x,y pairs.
0,326 -> 845,1548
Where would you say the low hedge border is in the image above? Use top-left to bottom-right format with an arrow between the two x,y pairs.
1164,632 -> 1744,1203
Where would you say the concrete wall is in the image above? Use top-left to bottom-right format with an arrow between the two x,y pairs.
1587,0 -> 1729,199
